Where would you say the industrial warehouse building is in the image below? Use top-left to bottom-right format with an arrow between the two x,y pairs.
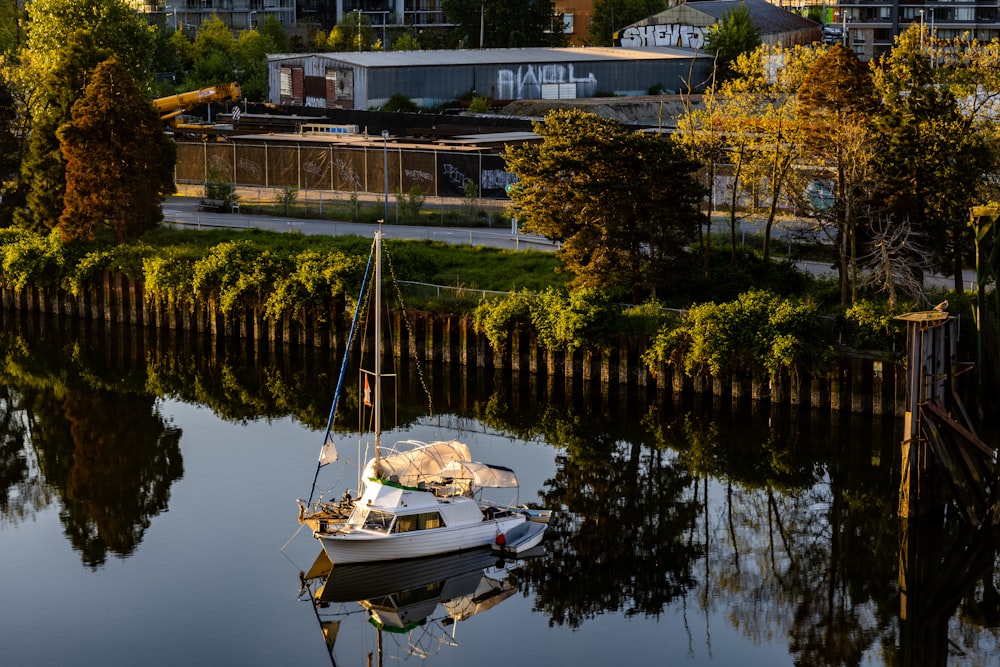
617,0 -> 822,50
266,46 -> 713,110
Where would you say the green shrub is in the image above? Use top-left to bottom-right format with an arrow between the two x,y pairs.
265,249 -> 363,321
0,228 -> 67,290
468,95 -> 489,113
530,287 -> 618,352
204,166 -> 236,205
142,248 -> 200,308
191,240 -> 289,314
644,289 -> 835,380
473,290 -> 532,349
843,299 -> 905,351
65,243 -> 154,296
382,93 -> 419,112
474,286 -> 619,352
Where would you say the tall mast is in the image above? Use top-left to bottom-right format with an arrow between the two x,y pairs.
374,230 -> 382,469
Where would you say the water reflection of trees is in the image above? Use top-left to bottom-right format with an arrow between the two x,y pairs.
4,312 -> 1000,661
0,385 -> 52,525
0,327 -> 183,568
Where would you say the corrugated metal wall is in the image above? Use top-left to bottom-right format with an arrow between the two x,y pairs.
268,53 -> 712,109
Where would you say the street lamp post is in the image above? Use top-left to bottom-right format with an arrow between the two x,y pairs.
355,8 -> 362,52
382,130 -> 389,224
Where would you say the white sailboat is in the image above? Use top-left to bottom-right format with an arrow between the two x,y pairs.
305,230 -> 544,564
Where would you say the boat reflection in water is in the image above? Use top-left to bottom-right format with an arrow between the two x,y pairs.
300,545 -> 538,664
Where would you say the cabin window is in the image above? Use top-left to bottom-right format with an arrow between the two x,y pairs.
392,511 -> 443,533
361,509 -> 393,533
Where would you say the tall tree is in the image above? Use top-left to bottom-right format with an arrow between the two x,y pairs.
0,0 -> 23,55
871,26 -> 994,292
234,30 -> 275,101
257,14 -> 289,53
0,74 -> 26,226
730,44 -> 818,263
504,109 -> 705,301
21,0 -> 155,96
674,72 -> 753,268
704,2 -> 761,81
679,44 -> 816,265
794,43 -> 879,304
57,57 -> 176,243
187,14 -> 237,87
16,31 -> 110,232
325,11 -> 375,52
441,0 -> 566,48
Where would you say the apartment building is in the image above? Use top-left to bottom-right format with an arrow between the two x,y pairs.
837,0 -> 1000,61
139,0 -> 296,34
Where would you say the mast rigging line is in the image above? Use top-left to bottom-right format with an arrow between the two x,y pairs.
308,240 -> 376,504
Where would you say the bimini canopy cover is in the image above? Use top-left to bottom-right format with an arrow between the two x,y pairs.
366,440 -> 472,487
438,460 -> 519,489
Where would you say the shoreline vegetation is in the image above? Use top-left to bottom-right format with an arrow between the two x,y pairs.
2,217 -> 991,418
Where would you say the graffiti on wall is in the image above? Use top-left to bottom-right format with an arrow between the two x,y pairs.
618,24 -> 708,49
236,157 -> 263,182
405,167 -> 433,184
497,63 -> 597,100
442,163 -> 474,191
481,168 -> 517,192
332,158 -> 361,190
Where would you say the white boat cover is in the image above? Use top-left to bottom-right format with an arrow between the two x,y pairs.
362,440 -> 519,489
364,440 -> 472,487
438,460 -> 519,489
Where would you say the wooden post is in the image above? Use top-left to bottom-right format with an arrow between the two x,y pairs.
897,311 -> 953,519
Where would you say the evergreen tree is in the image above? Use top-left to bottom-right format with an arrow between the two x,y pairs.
16,31 -> 111,232
704,2 -> 761,81
871,26 -> 994,291
0,73 -> 25,227
504,109 -> 705,301
257,15 -> 289,53
57,58 -> 176,243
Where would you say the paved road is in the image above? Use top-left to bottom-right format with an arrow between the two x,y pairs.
162,196 -> 557,252
163,196 -> 973,290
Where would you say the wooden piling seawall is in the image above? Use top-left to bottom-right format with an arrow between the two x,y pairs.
0,272 -> 906,416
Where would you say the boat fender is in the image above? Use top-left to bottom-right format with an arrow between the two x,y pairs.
495,533 -> 506,546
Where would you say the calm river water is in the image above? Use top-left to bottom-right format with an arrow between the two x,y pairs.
2,312 -> 998,667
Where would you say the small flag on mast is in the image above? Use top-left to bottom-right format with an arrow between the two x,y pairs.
363,375 -> 372,407
318,433 -> 338,466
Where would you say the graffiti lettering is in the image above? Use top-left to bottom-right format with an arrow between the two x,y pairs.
404,168 -> 433,182
481,169 -> 516,191
302,160 -> 323,176
333,159 -> 361,189
236,158 -> 261,181
497,63 -> 597,100
618,24 -> 707,50
442,163 -> 473,189
207,156 -> 235,181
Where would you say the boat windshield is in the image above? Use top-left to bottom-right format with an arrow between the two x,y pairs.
355,508 -> 393,534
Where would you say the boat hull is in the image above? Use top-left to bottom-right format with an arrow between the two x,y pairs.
317,513 -> 526,564
492,520 -> 546,556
